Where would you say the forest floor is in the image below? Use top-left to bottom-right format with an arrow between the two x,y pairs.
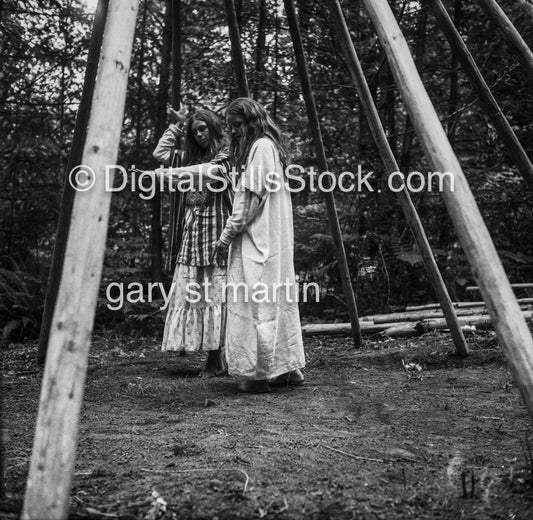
2,330 -> 533,519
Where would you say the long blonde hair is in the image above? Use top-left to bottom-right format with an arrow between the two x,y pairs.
226,98 -> 288,170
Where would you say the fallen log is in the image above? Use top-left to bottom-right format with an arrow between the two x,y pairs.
302,310 -> 533,337
382,316 -> 491,337
383,311 -> 533,338
301,322 -> 395,336
406,298 -> 533,312
369,304 -> 533,325
466,283 -> 533,292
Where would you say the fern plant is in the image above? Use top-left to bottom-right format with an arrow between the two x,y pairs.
0,260 -> 45,342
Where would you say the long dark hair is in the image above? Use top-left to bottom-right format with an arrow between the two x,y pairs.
183,109 -> 227,166
226,98 -> 288,170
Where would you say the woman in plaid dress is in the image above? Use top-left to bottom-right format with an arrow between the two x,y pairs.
153,109 -> 233,376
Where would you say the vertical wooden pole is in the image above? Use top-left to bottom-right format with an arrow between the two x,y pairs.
166,0 -> 182,274
477,0 -> 533,77
430,0 -> 533,189
171,0 -> 181,109
22,1 -> 139,518
327,0 -> 468,357
38,0 -> 109,365
150,1 -> 164,285
223,0 -> 250,97
283,0 -> 363,347
363,0 -> 533,422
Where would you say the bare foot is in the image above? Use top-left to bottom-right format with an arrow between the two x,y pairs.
200,350 -> 226,378
238,379 -> 270,393
269,369 -> 305,387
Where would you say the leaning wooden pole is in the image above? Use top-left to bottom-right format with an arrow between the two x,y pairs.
37,0 -> 109,365
516,0 -> 533,24
430,0 -> 533,189
477,0 -> 533,77
363,0 -> 533,421
283,0 -> 362,347
22,1 -> 139,518
223,0 -> 250,97
327,0 -> 468,357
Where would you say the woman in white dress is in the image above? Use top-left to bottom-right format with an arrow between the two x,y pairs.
212,98 -> 305,392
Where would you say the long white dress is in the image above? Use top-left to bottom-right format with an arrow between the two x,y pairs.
224,137 -> 305,380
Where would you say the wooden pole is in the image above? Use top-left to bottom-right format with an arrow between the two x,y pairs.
477,0 -> 533,77
171,0 -> 181,109
301,309 -> 533,337
37,0 -> 109,365
466,283 -> 533,292
22,1 -> 139,518
407,297 -> 533,311
515,0 -> 533,24
283,0 -> 363,347
363,0 -> 533,422
223,0 -> 250,97
166,0 -> 183,276
327,0 -> 468,356
430,0 -> 533,189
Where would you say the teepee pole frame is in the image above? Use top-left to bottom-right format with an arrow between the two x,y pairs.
430,0 -> 533,189
327,0 -> 468,357
477,0 -> 533,77
283,0 -> 363,347
362,0 -> 533,421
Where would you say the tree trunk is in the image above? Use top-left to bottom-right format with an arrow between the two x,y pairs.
399,3 -> 428,174
223,0 -> 250,97
447,0 -> 461,145
272,5 -> 279,118
253,0 -> 267,98
171,0 -> 181,109
37,0 -> 109,365
135,2 -> 147,153
151,1 -> 173,285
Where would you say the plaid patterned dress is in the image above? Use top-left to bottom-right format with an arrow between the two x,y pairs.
161,148 -> 233,353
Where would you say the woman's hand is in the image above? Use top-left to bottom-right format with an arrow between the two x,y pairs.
167,105 -> 188,128
211,239 -> 229,267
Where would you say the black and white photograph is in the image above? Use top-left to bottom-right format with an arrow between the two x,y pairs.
2,0 -> 533,518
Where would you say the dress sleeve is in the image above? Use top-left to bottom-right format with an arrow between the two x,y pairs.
209,151 -> 234,196
218,139 -> 281,245
240,138 -> 280,201
219,188 -> 261,246
153,124 -> 182,166
209,150 -> 231,175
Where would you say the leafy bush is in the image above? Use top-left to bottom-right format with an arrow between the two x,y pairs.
0,259 -> 46,342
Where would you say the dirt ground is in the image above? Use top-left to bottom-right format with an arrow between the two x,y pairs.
2,330 -> 533,519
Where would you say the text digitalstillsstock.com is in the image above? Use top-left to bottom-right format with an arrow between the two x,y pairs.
70,164 -> 456,198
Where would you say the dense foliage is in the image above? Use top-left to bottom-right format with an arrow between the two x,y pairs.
1,0 -> 533,340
